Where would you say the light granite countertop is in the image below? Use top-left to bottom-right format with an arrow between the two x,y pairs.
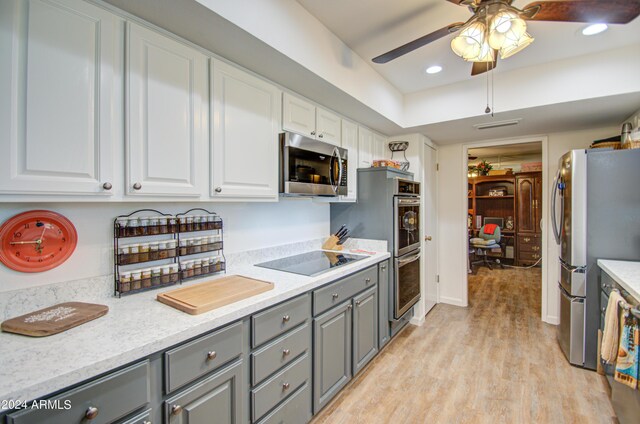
0,240 -> 389,406
597,259 -> 640,301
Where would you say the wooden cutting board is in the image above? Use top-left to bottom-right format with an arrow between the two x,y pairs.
1,302 -> 109,337
157,275 -> 274,315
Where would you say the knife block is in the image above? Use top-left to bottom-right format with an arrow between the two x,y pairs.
322,235 -> 343,251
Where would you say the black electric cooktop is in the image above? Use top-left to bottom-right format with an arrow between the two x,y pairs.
255,250 -> 366,277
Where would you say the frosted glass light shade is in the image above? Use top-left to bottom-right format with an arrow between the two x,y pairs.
466,40 -> 495,62
499,32 -> 534,58
488,11 -> 527,50
451,21 -> 486,60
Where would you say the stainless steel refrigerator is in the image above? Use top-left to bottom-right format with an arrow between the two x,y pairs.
552,148 -> 640,370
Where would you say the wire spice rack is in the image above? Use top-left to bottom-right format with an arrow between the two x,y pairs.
113,208 -> 226,297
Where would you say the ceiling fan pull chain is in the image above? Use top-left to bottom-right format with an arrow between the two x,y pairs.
491,65 -> 495,117
484,65 -> 491,114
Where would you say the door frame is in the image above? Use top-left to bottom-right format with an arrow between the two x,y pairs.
462,135 -> 551,323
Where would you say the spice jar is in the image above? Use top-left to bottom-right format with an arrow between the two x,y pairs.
139,217 -> 149,236
160,265 -> 171,284
179,238 -> 188,256
194,259 -> 202,276
201,257 -> 210,274
158,217 -> 168,234
129,244 -> 140,263
169,264 -> 180,283
149,242 -> 159,261
167,240 -> 177,257
178,217 -> 186,233
119,272 -> 131,293
183,261 -> 195,279
151,267 -> 161,286
127,217 -> 140,237
204,214 -> 213,230
116,218 -> 128,237
189,238 -> 201,254
138,243 -> 150,262
118,245 -> 130,265
131,271 -> 142,290
148,217 -> 159,235
211,255 -> 222,272
169,216 -> 178,233
209,235 -> 221,251
157,241 -> 169,259
193,215 -> 202,232
185,216 -> 194,232
141,268 -> 152,288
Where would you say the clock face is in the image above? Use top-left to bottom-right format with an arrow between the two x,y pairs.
0,210 -> 77,272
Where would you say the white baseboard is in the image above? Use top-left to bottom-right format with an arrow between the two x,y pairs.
439,296 -> 467,307
410,315 -> 425,326
544,315 -> 559,325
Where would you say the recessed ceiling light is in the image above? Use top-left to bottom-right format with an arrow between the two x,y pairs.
582,23 -> 608,36
426,65 -> 442,74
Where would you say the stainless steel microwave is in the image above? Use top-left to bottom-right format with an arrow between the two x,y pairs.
280,132 -> 348,197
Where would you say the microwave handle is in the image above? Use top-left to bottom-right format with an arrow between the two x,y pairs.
330,147 -> 342,193
336,148 -> 343,191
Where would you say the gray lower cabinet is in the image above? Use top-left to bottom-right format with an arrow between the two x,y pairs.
313,301 -> 352,414
353,286 -> 378,374
164,359 -> 243,424
256,382 -> 312,424
378,260 -> 390,348
118,408 -> 153,424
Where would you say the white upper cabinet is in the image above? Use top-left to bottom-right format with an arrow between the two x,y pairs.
126,22 -> 207,197
358,126 -> 374,169
211,60 -> 281,200
373,132 -> 388,162
341,120 -> 359,202
0,0 -> 121,196
282,93 -> 341,145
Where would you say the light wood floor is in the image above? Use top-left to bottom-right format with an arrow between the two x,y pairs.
311,267 -> 615,424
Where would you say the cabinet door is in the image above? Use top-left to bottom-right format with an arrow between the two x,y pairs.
358,126 -> 373,168
353,286 -> 378,375
126,22 -> 207,197
516,176 -> 535,233
282,93 -> 315,138
0,0 -> 120,196
211,60 -> 281,199
534,175 -> 543,233
341,120 -> 358,201
378,261 -> 390,349
313,302 -> 352,414
165,361 -> 243,424
372,132 -> 387,161
315,107 -> 341,146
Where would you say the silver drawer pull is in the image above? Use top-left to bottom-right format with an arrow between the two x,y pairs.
282,348 -> 291,356
207,351 -> 217,361
85,406 -> 99,420
365,278 -> 371,283
355,300 -> 361,307
102,182 -> 112,190
133,182 -> 142,190
282,315 -> 290,323
347,304 -> 353,311
143,421 -> 151,424
171,405 -> 183,416
602,306 -> 606,313
381,265 -> 386,271
282,382 -> 290,390
332,293 -> 339,299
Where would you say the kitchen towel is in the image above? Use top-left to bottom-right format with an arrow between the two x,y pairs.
602,290 -> 625,363
614,312 -> 639,389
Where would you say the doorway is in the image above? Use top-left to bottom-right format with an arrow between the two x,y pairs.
464,139 -> 547,312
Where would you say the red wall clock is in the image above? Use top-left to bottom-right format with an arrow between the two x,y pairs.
0,210 -> 78,272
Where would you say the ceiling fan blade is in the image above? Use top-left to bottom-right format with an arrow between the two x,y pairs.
471,59 -> 497,76
523,0 -> 640,24
372,22 -> 464,64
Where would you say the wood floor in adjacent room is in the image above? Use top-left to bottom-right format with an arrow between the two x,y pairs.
311,267 -> 616,424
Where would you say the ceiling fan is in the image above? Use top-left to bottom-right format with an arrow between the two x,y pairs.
372,0 -> 640,76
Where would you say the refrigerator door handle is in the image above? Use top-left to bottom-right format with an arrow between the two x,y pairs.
551,169 -> 562,245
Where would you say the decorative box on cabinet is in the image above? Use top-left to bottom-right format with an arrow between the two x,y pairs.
0,0 -> 121,197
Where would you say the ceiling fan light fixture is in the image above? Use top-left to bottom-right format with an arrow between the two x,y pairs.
499,32 -> 534,59
425,65 -> 443,74
582,23 -> 608,36
450,20 -> 486,60
466,40 -> 495,62
488,11 -> 527,50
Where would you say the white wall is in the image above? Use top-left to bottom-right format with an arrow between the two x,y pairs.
436,125 -> 619,321
0,200 -> 329,292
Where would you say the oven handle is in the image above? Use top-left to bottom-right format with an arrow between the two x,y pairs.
398,252 -> 420,267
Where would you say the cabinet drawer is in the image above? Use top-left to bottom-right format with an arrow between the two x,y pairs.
252,322 -> 311,386
518,251 -> 541,262
118,408 -> 152,424
517,234 -> 540,246
518,240 -> 541,253
7,361 -> 150,424
251,353 -> 311,422
601,271 -> 615,295
313,266 -> 377,316
256,382 -> 312,424
252,295 -> 310,348
165,321 -> 243,393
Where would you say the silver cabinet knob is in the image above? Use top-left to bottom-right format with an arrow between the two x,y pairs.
85,406 -> 99,420
282,348 -> 291,356
347,304 -> 353,311
133,182 -> 142,190
282,382 -> 290,390
332,293 -> 339,299
207,351 -> 217,361
381,265 -> 386,271
143,421 -> 151,424
365,278 -> 371,283
355,300 -> 361,307
282,315 -> 290,323
318,133 -> 324,138
171,405 -> 183,416
310,131 -> 316,136
425,235 -> 432,241
214,187 -> 222,193
602,306 -> 606,313
102,182 -> 112,190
